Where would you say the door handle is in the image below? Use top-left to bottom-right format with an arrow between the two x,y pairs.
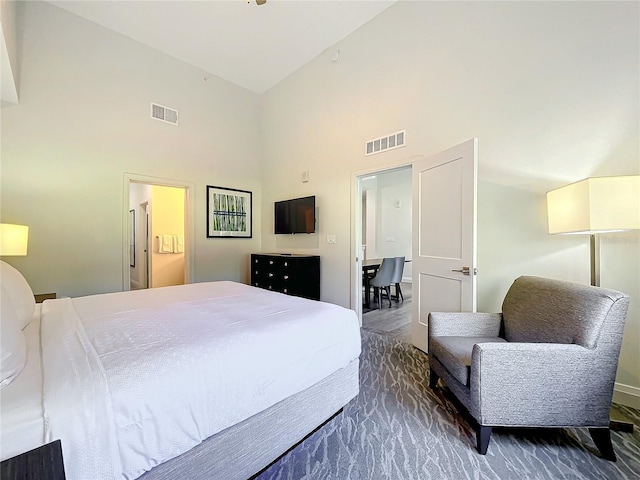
451,266 -> 471,276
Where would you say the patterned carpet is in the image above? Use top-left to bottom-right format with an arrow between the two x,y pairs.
258,330 -> 640,480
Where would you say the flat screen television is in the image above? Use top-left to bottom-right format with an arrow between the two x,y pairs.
275,196 -> 316,234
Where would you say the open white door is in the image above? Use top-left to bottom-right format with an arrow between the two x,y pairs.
411,139 -> 478,352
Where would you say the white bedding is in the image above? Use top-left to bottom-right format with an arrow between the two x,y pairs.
0,306 -> 44,461
40,281 -> 361,480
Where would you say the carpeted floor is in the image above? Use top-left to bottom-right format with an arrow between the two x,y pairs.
258,330 -> 640,480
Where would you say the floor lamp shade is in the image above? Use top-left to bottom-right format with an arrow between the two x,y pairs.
547,175 -> 640,235
0,224 -> 29,256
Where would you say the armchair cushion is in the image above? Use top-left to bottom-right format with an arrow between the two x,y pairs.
430,336 -> 506,386
428,312 -> 503,337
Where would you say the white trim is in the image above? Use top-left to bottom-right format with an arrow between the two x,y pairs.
122,173 -> 195,291
615,382 -> 640,397
613,382 -> 640,409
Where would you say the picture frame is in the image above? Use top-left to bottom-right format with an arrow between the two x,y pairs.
129,209 -> 135,267
206,185 -> 252,238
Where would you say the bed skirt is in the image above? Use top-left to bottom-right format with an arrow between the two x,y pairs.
139,358 -> 360,480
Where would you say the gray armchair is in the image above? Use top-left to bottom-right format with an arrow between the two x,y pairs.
428,276 -> 630,460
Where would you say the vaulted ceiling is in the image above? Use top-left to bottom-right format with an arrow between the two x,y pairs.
49,0 -> 397,94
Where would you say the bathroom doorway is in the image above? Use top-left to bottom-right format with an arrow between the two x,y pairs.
123,174 -> 195,291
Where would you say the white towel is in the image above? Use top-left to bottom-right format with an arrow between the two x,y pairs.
159,235 -> 174,253
174,235 -> 185,253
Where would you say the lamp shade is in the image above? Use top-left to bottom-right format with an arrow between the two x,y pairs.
547,175 -> 640,234
0,224 -> 29,256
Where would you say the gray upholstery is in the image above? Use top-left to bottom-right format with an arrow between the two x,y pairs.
502,276 -> 619,348
428,276 -> 630,459
430,336 -> 506,386
370,258 -> 395,308
391,256 -> 405,301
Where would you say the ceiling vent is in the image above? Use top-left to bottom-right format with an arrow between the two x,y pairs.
365,130 -> 406,156
150,102 -> 179,125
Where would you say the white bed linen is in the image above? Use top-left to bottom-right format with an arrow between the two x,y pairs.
0,306 -> 44,461
40,281 -> 361,480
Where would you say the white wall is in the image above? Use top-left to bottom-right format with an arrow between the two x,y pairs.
0,0 -> 19,105
1,1 -> 263,297
375,167 -> 412,280
260,2 -> 639,403
150,185 -> 185,288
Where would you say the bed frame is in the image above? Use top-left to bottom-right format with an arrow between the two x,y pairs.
139,359 -> 360,480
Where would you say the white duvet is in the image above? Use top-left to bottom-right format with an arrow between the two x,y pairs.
40,281 -> 361,480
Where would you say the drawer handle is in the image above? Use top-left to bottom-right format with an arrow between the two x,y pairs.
284,275 -> 289,280
284,262 -> 288,267
269,273 -> 273,277
269,261 -> 274,265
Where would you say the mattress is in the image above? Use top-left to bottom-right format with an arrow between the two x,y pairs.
0,305 -> 44,461
39,281 -> 361,480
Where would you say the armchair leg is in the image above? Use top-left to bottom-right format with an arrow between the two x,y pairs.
428,367 -> 439,389
589,428 -> 616,461
477,425 -> 492,455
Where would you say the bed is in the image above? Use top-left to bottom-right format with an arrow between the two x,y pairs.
0,261 -> 361,480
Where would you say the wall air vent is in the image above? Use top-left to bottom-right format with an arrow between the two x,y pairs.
365,130 -> 406,156
150,102 -> 179,125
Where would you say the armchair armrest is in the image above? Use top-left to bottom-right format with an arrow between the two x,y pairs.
428,312 -> 502,337
470,342 -> 612,426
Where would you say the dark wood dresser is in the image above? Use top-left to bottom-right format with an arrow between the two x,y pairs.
250,253 -> 320,300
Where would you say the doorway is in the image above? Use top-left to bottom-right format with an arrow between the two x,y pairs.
351,139 -> 478,352
353,163 -> 414,325
122,174 -> 195,291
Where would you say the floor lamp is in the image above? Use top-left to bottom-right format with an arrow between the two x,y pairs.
547,175 -> 640,432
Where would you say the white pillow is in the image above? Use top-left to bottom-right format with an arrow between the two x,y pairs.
0,261 -> 35,330
1,290 -> 27,388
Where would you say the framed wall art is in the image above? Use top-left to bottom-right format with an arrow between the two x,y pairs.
206,185 -> 252,238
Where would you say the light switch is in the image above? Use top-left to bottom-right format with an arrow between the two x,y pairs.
327,234 -> 336,244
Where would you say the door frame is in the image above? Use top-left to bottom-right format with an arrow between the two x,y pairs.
350,155 -> 421,325
139,201 -> 149,289
122,173 -> 195,291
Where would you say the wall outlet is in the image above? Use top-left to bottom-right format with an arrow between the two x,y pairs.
327,234 -> 336,244
302,170 -> 310,183
386,236 -> 395,242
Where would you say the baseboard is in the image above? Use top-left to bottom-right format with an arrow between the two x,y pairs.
613,382 -> 640,409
